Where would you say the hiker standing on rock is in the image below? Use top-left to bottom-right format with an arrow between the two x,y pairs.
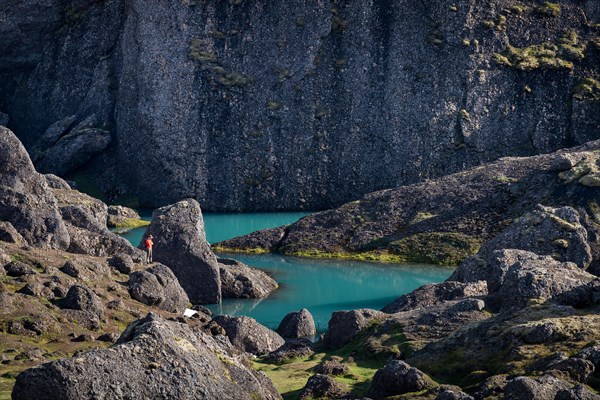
145,235 -> 154,264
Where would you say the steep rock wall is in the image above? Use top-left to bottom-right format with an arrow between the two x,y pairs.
1,0 -> 599,210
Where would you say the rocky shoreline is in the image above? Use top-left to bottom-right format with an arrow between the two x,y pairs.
2,125 -> 600,399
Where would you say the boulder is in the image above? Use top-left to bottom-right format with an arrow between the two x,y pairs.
11,313 -> 281,400
61,285 -> 104,319
382,280 -> 488,313
275,308 -> 316,338
324,309 -> 387,349
108,254 -> 134,274
129,263 -> 189,313
219,257 -> 278,299
29,115 -> 77,161
496,250 -> 596,311
547,358 -> 595,383
106,205 -> 141,228
36,128 -> 112,176
60,260 -> 88,279
312,360 -> 349,376
55,190 -> 139,257
0,221 -> 25,245
298,374 -> 348,400
4,261 -> 37,277
264,338 -> 314,364
44,174 -> 71,190
212,315 -> 285,356
0,127 -> 70,249
556,279 -> 600,308
366,360 -> 435,398
555,384 -> 600,400
503,375 -> 571,400
141,199 -> 221,304
450,206 -> 592,287
577,345 -> 600,371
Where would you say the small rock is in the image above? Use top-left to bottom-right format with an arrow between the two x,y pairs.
276,308 -> 316,338
298,374 -> 349,400
106,299 -> 126,310
313,360 -> 350,376
264,338 -> 314,364
547,357 -> 595,383
60,260 -> 87,279
71,334 -> 95,343
96,332 -> 120,343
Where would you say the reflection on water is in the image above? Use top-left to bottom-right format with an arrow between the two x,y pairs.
116,211 -> 452,333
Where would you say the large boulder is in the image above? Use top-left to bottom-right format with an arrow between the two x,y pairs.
502,375 -> 571,400
11,313 -> 281,400
382,280 -> 488,313
212,315 -> 285,356
54,190 -> 138,257
129,263 -> 189,313
450,206 -> 593,288
366,360 -> 435,398
219,258 -> 278,299
298,374 -> 348,400
0,127 -> 70,249
324,308 -> 387,349
275,308 -> 316,339
108,254 -> 135,274
61,285 -> 104,319
497,250 -> 596,311
141,199 -> 221,304
36,128 -> 112,176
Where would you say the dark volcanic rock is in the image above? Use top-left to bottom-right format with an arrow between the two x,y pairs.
44,174 -> 71,190
218,257 -> 278,299
129,263 -> 189,313
212,315 -> 285,356
0,127 -> 70,249
108,254 -> 134,274
366,359 -> 435,399
36,128 -> 111,176
61,285 -> 104,319
219,144 -> 600,263
4,261 -> 37,277
382,280 -> 488,313
503,375 -> 571,400
496,250 -> 595,311
547,357 -> 595,383
11,313 -> 281,400
275,308 -> 316,339
313,360 -> 350,376
106,205 -> 141,228
298,374 -> 348,400
0,221 -> 25,245
264,338 -> 314,364
55,190 -> 138,257
324,309 -> 387,349
141,199 -> 221,304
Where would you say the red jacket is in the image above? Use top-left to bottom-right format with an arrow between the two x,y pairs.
145,238 -> 153,249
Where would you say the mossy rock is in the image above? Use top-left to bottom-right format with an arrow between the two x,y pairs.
389,232 -> 480,266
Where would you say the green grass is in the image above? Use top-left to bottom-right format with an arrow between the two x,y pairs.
110,218 -> 150,230
388,232 -> 481,266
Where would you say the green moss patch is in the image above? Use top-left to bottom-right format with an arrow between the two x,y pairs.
494,43 -> 574,71
389,232 -> 480,266
572,78 -> 600,101
110,218 -> 150,230
534,2 -> 561,17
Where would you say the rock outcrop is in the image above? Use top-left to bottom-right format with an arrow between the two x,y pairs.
11,313 -> 281,400
128,263 -> 190,313
276,308 -> 316,339
218,142 -> 600,264
141,199 -> 221,304
298,374 -> 348,400
142,199 -> 278,304
0,126 -> 70,250
212,315 -> 285,356
2,1 -> 599,210
218,257 -> 278,299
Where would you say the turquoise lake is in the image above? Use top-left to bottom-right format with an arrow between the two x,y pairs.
119,212 -> 452,332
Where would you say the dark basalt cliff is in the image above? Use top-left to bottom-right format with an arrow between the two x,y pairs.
1,0 -> 600,210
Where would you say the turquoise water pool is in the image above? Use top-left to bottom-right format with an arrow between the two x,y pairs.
118,211 -> 451,331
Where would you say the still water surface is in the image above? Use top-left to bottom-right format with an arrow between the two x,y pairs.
119,211 -> 452,332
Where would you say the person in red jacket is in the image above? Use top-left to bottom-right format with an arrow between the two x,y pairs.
145,235 -> 154,264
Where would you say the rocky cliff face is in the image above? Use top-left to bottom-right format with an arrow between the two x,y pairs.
1,0 -> 599,210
